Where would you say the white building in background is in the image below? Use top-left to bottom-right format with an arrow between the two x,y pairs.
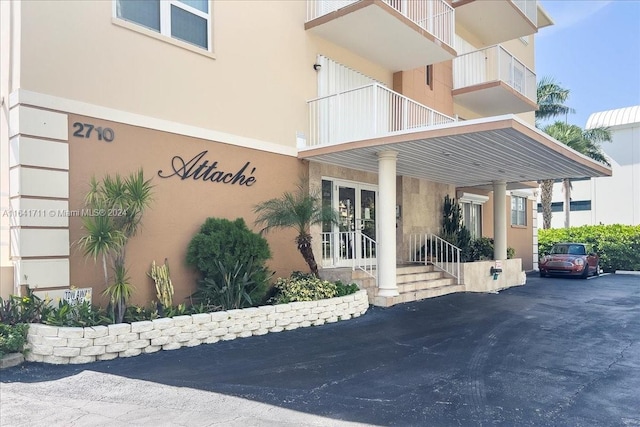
537,105 -> 640,228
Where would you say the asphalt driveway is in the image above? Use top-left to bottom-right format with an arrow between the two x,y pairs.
1,273 -> 639,426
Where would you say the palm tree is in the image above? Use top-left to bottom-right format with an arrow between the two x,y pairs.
536,76 -> 576,126
77,169 -> 153,322
536,77 -> 575,229
254,181 -> 338,277
542,122 -> 611,228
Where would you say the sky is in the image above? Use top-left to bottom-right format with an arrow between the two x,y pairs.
536,0 -> 640,127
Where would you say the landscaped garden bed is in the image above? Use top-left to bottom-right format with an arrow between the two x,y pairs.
24,290 -> 369,365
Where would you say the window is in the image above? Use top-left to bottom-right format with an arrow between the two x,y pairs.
461,202 -> 482,238
425,65 -> 434,90
458,192 -> 488,239
116,0 -> 210,50
511,196 -> 527,226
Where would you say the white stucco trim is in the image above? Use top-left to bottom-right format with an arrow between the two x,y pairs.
9,89 -> 298,158
15,259 -> 70,288
457,192 -> 489,204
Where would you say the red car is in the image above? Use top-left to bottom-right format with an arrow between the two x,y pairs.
539,243 -> 600,278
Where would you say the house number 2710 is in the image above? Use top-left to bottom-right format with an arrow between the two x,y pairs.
72,122 -> 115,142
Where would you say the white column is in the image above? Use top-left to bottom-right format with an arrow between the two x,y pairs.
493,181 -> 507,261
377,150 -> 398,297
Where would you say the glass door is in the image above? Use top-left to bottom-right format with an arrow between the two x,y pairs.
326,180 -> 377,267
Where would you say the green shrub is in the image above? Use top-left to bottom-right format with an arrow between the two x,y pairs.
44,301 -> 111,327
123,305 -> 160,323
335,281 -> 360,297
0,289 -> 52,325
270,272 -> 359,304
469,237 -> 494,261
187,217 -> 271,304
192,261 -> 261,310
271,275 -> 336,304
538,224 -> 640,272
0,323 -> 29,357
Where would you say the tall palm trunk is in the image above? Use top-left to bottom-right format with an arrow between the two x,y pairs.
296,234 -> 319,277
563,178 -> 571,229
540,179 -> 554,229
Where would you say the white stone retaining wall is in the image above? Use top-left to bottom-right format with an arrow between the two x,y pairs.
24,290 -> 369,365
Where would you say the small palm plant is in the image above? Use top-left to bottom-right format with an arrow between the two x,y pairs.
254,180 -> 338,277
77,169 -> 153,323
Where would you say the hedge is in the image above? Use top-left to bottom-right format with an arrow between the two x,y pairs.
538,224 -> 640,272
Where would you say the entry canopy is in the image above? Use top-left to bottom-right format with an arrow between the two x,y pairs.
298,115 -> 612,188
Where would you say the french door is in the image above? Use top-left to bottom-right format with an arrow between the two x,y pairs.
322,179 -> 377,267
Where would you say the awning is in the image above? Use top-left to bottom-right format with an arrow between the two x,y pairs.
298,115 -> 611,188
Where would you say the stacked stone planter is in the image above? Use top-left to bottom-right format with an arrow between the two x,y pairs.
25,290 -> 369,365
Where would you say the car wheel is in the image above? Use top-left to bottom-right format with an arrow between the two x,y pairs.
580,265 -> 589,279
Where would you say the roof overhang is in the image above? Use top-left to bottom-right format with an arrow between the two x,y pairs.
298,115 -> 612,188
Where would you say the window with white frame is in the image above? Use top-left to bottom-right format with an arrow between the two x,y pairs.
458,192 -> 488,239
511,195 -> 527,226
461,202 -> 482,238
115,0 -> 210,50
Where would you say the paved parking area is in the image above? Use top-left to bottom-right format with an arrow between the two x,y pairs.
1,273 -> 639,426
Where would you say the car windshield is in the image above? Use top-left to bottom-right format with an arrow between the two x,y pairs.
551,244 -> 586,255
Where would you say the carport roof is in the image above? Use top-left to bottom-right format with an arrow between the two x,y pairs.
298,115 -> 612,188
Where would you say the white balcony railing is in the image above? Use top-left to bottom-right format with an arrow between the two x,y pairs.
453,45 -> 536,101
512,0 -> 538,26
307,83 -> 455,147
306,0 -> 455,47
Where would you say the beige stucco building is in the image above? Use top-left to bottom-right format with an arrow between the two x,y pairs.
1,0 -> 611,307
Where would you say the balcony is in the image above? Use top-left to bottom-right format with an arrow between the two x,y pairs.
305,0 -> 456,71
306,83 -> 455,147
453,0 -> 537,47
452,45 -> 537,116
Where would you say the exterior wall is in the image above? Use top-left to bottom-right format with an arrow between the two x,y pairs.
0,0 -> 18,298
64,113 -> 307,306
17,1 -> 393,151
2,1 -> 548,300
6,98 -> 309,305
483,192 -> 535,271
392,61 -> 455,117
25,290 -> 369,364
397,177 -> 455,262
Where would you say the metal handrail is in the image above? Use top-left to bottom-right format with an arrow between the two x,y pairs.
408,233 -> 461,284
322,231 -> 377,283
